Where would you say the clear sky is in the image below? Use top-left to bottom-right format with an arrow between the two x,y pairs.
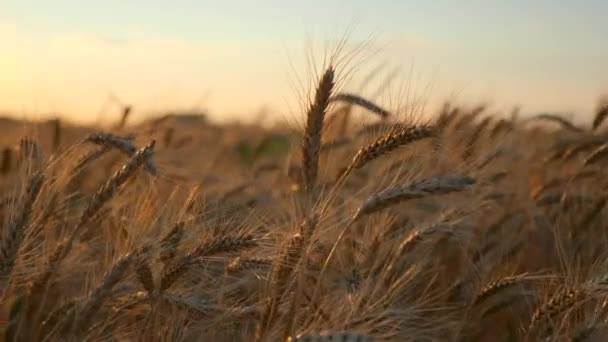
1,1 -> 607,123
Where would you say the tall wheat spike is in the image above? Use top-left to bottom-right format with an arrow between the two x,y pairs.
301,66 -> 334,191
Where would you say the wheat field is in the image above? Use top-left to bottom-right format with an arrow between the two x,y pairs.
1,64 -> 608,341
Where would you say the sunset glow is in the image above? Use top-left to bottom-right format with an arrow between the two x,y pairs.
1,1 -> 607,123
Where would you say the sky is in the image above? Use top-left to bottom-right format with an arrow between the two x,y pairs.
1,1 -> 607,124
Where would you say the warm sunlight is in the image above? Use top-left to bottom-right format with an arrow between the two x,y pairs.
1,1 -> 606,123
1,5 -> 608,340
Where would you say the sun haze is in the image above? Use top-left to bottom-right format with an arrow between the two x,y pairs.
1,0 -> 607,123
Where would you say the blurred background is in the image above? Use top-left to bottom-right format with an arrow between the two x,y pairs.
1,0 -> 606,124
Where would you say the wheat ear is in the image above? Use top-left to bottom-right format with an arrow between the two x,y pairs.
592,97 -> 608,131
529,114 -> 583,132
472,275 -> 530,308
0,172 -> 45,279
301,66 -> 334,191
584,143 -> 608,166
51,118 -> 61,152
160,234 -> 257,292
353,174 -> 476,220
340,125 -> 435,179
287,330 -> 373,341
72,146 -> 111,173
257,215 -> 318,341
462,117 -> 492,161
225,257 -> 272,274
116,105 -> 131,130
134,247 -> 155,295
330,92 -> 390,118
1,147 -> 12,174
86,132 -> 157,174
529,286 -> 586,336
72,252 -> 135,334
159,221 -> 185,264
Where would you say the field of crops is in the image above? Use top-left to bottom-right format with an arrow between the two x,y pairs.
1,64 -> 608,341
